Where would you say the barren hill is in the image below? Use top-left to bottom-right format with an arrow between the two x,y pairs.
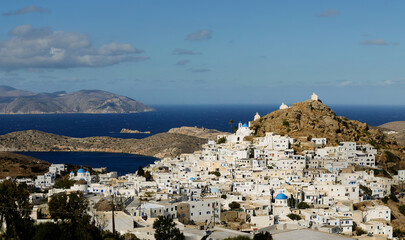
0,152 -> 50,178
0,130 -> 207,159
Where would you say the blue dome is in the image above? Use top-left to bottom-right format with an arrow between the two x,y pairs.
242,123 -> 248,128
77,168 -> 85,173
275,193 -> 287,200
86,170 -> 90,173
70,171 -> 74,174
189,177 -> 195,181
211,187 -> 220,193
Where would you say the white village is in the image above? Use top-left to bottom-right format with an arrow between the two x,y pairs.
6,94 -> 405,240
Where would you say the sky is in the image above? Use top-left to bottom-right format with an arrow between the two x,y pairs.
0,1 -> 404,105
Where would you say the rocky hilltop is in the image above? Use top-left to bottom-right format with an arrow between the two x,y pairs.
250,99 -> 405,169
0,86 -> 153,114
0,129 -> 208,158
252,100 -> 386,145
0,152 -> 50,178
168,126 -> 230,140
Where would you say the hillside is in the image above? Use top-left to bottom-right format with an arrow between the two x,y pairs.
250,99 -> 405,170
168,126 -> 230,140
0,152 -> 50,178
379,121 -> 405,146
0,129 -> 208,159
0,86 -> 153,114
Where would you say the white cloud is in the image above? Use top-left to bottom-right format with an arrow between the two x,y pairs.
360,39 -> 388,46
185,30 -> 212,41
3,6 -> 50,16
176,60 -> 190,66
190,68 -> 210,73
317,9 -> 339,18
173,49 -> 201,55
0,25 -> 148,70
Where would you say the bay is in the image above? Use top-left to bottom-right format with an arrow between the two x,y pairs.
18,152 -> 158,176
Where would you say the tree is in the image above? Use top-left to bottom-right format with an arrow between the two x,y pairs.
254,231 -> 273,240
288,196 -> 296,208
359,184 -> 372,196
287,213 -> 301,221
229,201 -> 241,210
224,236 -> 250,240
297,202 -> 310,209
356,227 -> 367,236
143,170 -> 153,181
53,178 -> 75,189
389,192 -> 399,202
137,166 -> 145,176
217,137 -> 226,144
399,205 -> 405,216
153,216 -> 185,240
209,171 -> 221,177
229,119 -> 234,133
32,222 -> 62,240
48,192 -> 101,239
0,180 -> 34,239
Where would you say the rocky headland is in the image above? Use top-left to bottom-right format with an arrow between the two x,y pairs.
120,128 -> 151,134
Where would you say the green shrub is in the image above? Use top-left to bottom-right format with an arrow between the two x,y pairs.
390,193 -> 399,202
282,120 -> 289,127
229,201 -> 241,210
297,202 -> 310,209
398,205 -> 405,216
356,228 -> 367,236
287,213 -> 301,221
224,236 -> 251,240
217,137 -> 226,144
254,231 -> 273,240
209,171 -> 221,177
385,151 -> 399,163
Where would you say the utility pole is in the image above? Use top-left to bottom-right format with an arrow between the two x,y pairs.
112,193 -> 116,239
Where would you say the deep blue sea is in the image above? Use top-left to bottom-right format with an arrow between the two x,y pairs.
1,104 -> 404,138
1,104 -> 404,175
18,152 -> 158,176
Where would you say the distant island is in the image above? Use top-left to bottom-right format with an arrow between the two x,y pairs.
0,86 -> 154,114
120,128 -> 151,134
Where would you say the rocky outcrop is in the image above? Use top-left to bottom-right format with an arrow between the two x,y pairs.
0,86 -> 154,114
168,126 -> 230,140
0,130 -> 207,159
120,129 -> 151,134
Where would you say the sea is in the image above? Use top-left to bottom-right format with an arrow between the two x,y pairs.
1,104 -> 404,175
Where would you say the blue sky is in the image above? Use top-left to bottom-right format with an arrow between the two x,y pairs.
0,1 -> 404,105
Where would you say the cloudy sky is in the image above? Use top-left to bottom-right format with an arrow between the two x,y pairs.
0,1 -> 404,105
